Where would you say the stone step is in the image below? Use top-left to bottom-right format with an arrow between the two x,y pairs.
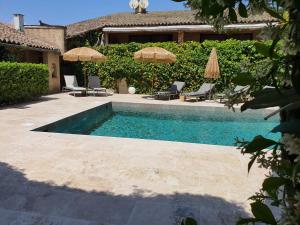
126,201 -> 176,225
0,208 -> 101,225
126,199 -> 247,225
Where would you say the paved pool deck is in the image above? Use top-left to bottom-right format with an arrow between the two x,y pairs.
0,93 -> 268,225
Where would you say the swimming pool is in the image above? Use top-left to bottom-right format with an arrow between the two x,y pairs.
35,102 -> 279,146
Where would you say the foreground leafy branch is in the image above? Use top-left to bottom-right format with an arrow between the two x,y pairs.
172,0 -> 300,224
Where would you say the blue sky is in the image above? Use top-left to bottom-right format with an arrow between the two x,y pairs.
0,0 -> 186,25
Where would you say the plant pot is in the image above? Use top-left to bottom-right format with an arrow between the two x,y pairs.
116,78 -> 128,94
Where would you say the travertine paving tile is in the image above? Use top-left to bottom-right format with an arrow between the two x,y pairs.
0,93 -> 269,225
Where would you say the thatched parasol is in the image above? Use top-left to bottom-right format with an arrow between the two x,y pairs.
63,47 -> 106,62
134,47 -> 176,64
63,47 -> 107,90
204,47 -> 220,79
134,47 -> 176,93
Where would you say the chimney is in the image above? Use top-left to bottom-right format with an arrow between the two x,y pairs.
135,6 -> 146,14
13,14 -> 24,31
129,0 -> 148,14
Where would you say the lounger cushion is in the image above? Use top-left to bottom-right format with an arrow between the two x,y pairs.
234,85 -> 250,93
156,81 -> 186,96
156,91 -> 175,96
64,86 -> 86,91
64,75 -> 86,91
182,83 -> 215,97
228,85 -> 250,97
169,81 -> 186,93
88,76 -> 106,90
182,92 -> 206,97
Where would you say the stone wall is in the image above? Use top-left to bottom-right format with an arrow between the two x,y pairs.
25,26 -> 66,53
43,51 -> 61,93
24,26 -> 65,93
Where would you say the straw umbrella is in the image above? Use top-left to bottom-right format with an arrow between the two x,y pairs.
204,47 -> 220,79
134,47 -> 176,64
63,47 -> 107,90
134,47 -> 176,93
204,47 -> 220,99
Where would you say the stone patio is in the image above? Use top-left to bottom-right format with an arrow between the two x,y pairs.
0,93 -> 267,225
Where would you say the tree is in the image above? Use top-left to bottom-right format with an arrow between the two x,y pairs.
172,0 -> 300,224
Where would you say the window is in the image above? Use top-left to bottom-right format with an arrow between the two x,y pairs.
109,36 -> 122,44
129,34 -> 173,43
200,33 -> 253,42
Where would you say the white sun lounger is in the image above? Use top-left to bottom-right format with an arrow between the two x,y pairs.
63,75 -> 86,96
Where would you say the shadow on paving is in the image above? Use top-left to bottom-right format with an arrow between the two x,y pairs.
0,162 -> 249,225
0,96 -> 59,110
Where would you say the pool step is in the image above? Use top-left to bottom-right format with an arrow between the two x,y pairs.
0,208 -> 101,225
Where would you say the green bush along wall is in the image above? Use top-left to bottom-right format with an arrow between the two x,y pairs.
79,40 -> 282,94
0,62 -> 48,105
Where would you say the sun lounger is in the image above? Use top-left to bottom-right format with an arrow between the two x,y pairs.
63,75 -> 87,96
228,85 -> 250,97
225,85 -> 250,103
88,76 -> 108,96
155,81 -> 185,100
182,83 -> 215,101
231,85 -> 250,95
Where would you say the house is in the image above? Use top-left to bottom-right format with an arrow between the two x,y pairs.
66,10 -> 277,45
0,14 -> 65,93
0,7 -> 277,92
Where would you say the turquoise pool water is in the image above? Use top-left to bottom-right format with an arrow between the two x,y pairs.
35,102 -> 279,146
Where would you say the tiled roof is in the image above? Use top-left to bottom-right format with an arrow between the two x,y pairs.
0,22 -> 59,51
66,10 -> 277,38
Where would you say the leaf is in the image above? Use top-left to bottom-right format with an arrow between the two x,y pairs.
254,42 -> 271,57
232,72 -> 254,86
272,120 -> 300,137
228,7 -> 238,21
292,164 -> 300,184
245,135 -> 277,153
264,101 -> 300,120
238,3 -> 248,18
236,218 -> 259,225
262,5 -> 284,21
209,3 -> 224,16
263,177 -> 287,195
282,11 -> 289,22
181,217 -> 198,225
247,154 -> 259,173
251,202 -> 277,225
241,88 -> 300,112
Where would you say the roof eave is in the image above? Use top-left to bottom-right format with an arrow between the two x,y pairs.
66,26 -> 105,39
67,21 -> 278,38
102,22 -> 278,33
0,42 -> 60,53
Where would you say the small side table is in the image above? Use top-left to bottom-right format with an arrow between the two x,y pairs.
179,95 -> 186,102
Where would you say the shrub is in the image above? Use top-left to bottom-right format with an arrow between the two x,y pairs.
0,62 -> 48,105
79,40 -> 283,94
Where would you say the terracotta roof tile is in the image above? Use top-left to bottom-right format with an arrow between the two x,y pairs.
66,10 -> 277,38
0,22 -> 59,51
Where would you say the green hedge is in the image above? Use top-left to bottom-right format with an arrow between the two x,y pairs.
80,40 -> 281,94
0,62 -> 48,105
